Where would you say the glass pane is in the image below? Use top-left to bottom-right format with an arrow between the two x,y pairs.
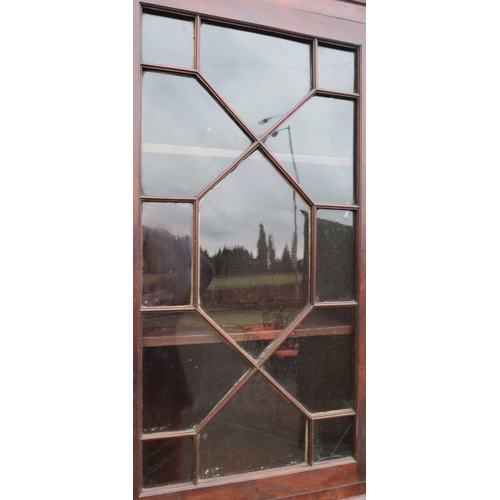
142,13 -> 194,67
318,46 -> 355,93
316,210 -> 355,302
142,337 -> 250,433
142,437 -> 193,487
199,373 -> 306,479
141,72 -> 250,196
265,97 -> 355,205
200,151 -> 310,358
265,308 -> 354,412
201,24 -> 311,135
142,202 -> 192,307
314,417 -> 354,462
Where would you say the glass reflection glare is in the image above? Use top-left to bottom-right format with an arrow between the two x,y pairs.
141,72 -> 250,196
266,97 -> 355,204
200,151 -> 310,358
201,24 -> 311,135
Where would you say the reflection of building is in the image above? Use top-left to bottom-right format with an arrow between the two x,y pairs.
317,217 -> 355,301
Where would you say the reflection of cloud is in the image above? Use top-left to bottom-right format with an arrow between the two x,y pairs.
142,202 -> 193,237
200,24 -> 311,135
317,209 -> 354,227
200,151 -> 309,256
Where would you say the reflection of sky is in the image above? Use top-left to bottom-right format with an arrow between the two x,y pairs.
142,202 -> 193,237
142,71 -> 250,149
317,209 -> 354,227
200,151 -> 309,256
200,24 -> 311,135
318,46 -> 355,93
266,97 -> 354,158
142,14 -> 194,67
266,97 -> 354,204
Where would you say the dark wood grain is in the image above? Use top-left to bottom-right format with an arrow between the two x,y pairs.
140,461 -> 359,499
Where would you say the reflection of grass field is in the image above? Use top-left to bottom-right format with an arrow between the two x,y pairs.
208,273 -> 302,290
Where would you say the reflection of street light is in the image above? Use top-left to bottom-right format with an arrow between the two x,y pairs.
268,125 -> 300,298
258,114 -> 281,125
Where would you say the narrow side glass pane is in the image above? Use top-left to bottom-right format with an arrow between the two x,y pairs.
142,437 -> 193,488
318,46 -> 355,93
142,202 -> 192,307
316,210 -> 355,302
142,12 -> 194,67
314,417 -> 354,462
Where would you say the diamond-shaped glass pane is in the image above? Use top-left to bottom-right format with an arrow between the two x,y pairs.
264,308 -> 354,412
141,71 -> 251,196
200,151 -> 310,358
199,372 -> 306,479
200,24 -> 311,135
142,313 -> 251,433
265,96 -> 355,204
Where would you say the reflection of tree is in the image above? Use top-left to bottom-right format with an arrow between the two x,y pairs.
201,224 -> 299,276
256,223 -> 268,273
267,234 -> 276,272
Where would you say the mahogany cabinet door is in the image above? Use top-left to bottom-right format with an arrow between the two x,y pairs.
134,1 -> 365,498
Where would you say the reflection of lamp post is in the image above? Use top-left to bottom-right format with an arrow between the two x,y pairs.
270,125 -> 300,299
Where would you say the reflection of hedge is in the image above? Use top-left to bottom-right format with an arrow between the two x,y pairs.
316,218 -> 355,301
201,282 -> 305,309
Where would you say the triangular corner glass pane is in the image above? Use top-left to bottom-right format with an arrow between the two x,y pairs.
141,71 -> 251,197
142,311 -> 252,433
265,96 -> 355,205
199,372 -> 306,479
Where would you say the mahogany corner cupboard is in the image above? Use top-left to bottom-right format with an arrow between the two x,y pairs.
133,1 -> 366,498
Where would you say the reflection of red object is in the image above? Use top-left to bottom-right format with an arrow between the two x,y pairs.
275,341 -> 300,359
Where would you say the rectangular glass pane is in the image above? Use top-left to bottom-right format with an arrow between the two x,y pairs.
314,417 -> 354,462
142,437 -> 193,487
142,202 -> 192,307
142,12 -> 194,67
318,46 -> 355,93
316,210 -> 355,301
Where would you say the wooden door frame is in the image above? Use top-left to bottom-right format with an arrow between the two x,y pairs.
133,1 -> 365,498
